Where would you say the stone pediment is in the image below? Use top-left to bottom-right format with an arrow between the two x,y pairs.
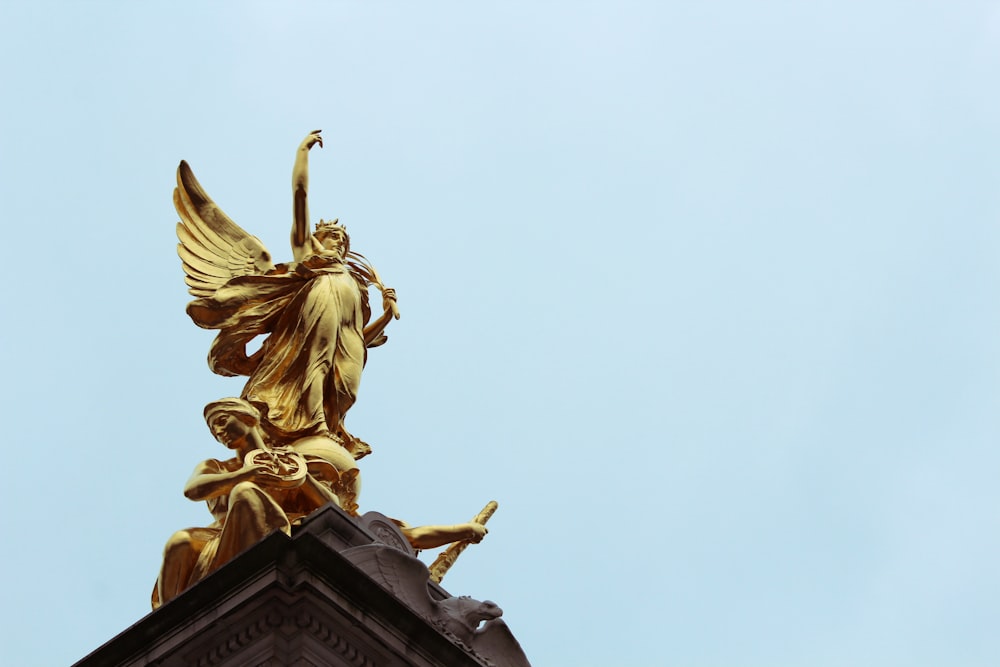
75,505 -> 529,667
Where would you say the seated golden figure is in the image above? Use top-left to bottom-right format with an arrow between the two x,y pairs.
153,398 -> 486,608
152,398 -> 357,608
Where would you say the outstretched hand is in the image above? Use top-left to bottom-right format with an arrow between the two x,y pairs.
301,129 -> 323,151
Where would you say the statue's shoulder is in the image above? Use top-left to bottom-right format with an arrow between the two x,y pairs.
198,457 -> 240,473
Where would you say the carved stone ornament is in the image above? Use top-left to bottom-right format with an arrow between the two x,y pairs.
78,506 -> 529,667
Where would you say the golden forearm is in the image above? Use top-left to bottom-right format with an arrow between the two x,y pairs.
299,474 -> 340,507
184,468 -> 246,501
291,131 -> 322,259
363,309 -> 394,345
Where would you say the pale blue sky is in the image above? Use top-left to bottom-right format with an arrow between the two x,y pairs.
2,2 -> 999,665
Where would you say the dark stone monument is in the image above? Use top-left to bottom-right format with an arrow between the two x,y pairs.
74,505 -> 530,667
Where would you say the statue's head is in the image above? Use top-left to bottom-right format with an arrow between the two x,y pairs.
203,398 -> 260,448
315,219 -> 350,257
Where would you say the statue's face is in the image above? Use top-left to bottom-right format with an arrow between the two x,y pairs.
316,227 -> 348,258
209,411 -> 253,448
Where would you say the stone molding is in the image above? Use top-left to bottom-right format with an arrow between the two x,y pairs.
74,504 -> 528,667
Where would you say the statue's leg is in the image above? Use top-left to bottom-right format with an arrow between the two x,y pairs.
326,327 -> 365,434
211,482 -> 291,572
155,527 -> 216,607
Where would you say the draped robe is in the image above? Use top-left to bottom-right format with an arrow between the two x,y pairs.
187,255 -> 371,444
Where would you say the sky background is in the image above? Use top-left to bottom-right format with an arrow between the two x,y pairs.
2,2 -> 999,665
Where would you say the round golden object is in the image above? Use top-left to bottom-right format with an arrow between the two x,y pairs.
244,448 -> 308,488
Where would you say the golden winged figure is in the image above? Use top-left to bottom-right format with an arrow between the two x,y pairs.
175,130 -> 399,457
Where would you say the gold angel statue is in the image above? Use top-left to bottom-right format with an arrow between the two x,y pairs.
175,130 -> 399,457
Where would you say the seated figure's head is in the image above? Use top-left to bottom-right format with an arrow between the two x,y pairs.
315,219 -> 350,257
203,398 -> 260,448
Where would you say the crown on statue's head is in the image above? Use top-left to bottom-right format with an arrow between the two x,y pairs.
315,218 -> 346,234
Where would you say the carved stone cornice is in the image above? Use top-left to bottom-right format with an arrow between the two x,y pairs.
75,505 -> 527,667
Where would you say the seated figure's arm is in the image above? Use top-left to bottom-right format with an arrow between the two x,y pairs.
296,474 -> 341,508
183,459 -> 282,501
396,521 -> 487,550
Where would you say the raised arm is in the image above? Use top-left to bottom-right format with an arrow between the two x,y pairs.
291,130 -> 324,262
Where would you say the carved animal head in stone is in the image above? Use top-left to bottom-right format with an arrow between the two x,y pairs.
438,596 -> 504,634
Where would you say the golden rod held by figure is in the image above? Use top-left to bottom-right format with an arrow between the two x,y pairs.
429,501 -> 498,584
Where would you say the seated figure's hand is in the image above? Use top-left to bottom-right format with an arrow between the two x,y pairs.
398,520 -> 488,550
243,463 -> 288,488
459,522 -> 488,544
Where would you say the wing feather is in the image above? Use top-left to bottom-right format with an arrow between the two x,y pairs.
174,187 -> 234,257
174,161 -> 276,297
176,223 -> 224,264
179,262 -> 223,288
181,265 -> 229,290
177,163 -> 265,258
184,277 -> 217,298
179,246 -> 232,278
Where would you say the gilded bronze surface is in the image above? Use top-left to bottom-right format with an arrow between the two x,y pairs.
177,130 -> 397,456
153,398 -> 358,608
154,132 -> 493,608
428,501 -> 497,583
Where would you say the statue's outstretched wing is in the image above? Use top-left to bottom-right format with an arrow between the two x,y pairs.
174,160 -> 276,297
